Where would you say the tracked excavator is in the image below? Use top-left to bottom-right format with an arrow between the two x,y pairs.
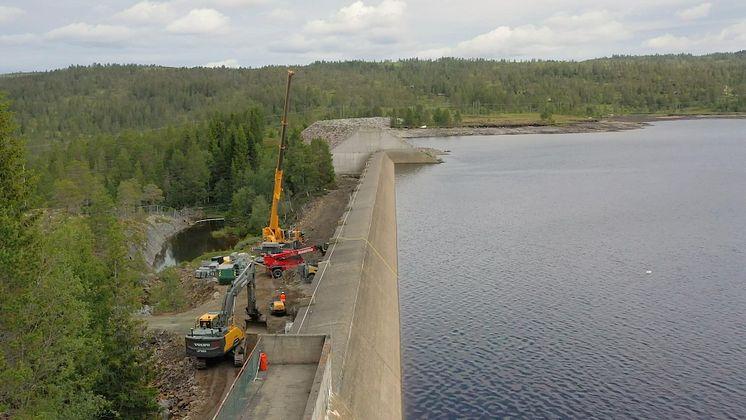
185,262 -> 265,368
259,70 -> 304,253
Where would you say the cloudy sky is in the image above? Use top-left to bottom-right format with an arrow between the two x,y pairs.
0,0 -> 744,73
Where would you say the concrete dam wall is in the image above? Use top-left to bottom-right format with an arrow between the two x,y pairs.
217,125 -> 437,418
293,151 -> 409,419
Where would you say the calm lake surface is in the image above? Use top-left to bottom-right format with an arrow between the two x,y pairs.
396,119 -> 746,418
153,220 -> 236,271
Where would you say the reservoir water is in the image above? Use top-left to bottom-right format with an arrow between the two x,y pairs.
153,220 -> 237,271
396,119 -> 746,418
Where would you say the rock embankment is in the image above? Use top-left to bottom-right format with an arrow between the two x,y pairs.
140,214 -> 191,267
146,331 -> 203,419
301,117 -> 391,149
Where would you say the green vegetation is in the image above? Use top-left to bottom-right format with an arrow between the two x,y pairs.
0,88 -> 335,417
1,53 -> 744,144
0,100 -> 157,418
150,268 -> 187,313
32,107 -> 334,236
1,53 -> 744,417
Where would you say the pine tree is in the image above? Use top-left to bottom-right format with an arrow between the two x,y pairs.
0,98 -> 107,418
86,189 -> 158,419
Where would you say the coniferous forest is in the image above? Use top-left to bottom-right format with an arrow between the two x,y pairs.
0,53 -> 745,417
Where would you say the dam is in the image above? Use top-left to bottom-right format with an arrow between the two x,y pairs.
213,120 -> 439,419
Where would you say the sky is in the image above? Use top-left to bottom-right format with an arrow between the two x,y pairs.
0,0 -> 744,73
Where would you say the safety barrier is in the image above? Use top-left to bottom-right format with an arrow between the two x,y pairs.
213,344 -> 261,420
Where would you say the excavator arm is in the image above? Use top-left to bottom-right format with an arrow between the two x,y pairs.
220,263 -> 252,326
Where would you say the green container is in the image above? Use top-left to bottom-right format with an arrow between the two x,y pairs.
218,264 -> 236,285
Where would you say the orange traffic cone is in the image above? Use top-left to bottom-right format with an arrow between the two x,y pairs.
259,352 -> 268,371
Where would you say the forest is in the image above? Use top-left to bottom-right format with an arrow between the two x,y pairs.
0,87 -> 334,418
1,53 -> 744,148
35,107 -> 335,236
1,53 -> 745,417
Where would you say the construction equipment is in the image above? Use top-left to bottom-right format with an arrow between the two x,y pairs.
261,69 -> 304,249
257,244 -> 325,279
298,262 -> 318,283
185,262 -> 265,368
269,291 -> 288,316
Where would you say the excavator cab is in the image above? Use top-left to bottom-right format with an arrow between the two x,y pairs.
197,312 -> 222,329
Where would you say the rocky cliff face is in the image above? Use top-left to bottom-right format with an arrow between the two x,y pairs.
125,214 -> 191,269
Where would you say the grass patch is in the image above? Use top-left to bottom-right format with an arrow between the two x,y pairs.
150,268 -> 187,314
461,112 -> 589,127
234,234 -> 262,252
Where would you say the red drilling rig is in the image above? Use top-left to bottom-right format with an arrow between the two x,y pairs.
257,245 -> 326,278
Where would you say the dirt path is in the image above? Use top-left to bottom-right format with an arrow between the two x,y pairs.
141,285 -> 227,332
194,359 -> 239,419
296,176 -> 358,247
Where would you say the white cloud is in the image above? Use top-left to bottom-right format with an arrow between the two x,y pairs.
644,33 -> 690,50
46,23 -> 134,45
305,0 -> 405,36
270,34 -> 316,53
166,9 -> 229,34
203,58 -> 239,67
423,10 -> 632,59
270,0 -> 406,55
645,20 -> 746,52
267,8 -> 296,21
676,3 -> 712,21
210,0 -> 268,7
0,5 -> 25,23
116,1 -> 174,24
0,33 -> 40,46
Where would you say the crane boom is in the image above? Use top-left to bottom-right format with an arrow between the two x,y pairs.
262,70 -> 297,244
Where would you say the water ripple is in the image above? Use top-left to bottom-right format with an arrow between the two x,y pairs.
396,120 -> 746,419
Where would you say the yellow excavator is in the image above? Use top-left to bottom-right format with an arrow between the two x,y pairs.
261,70 -> 304,250
185,262 -> 264,368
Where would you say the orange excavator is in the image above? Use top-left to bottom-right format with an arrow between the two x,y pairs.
261,70 -> 303,250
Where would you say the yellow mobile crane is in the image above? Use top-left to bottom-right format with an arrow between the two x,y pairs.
261,70 -> 303,248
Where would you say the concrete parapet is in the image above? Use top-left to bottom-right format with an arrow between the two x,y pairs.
214,334 -> 331,420
304,338 -> 332,420
260,334 -> 327,365
293,151 -> 404,419
321,126 -> 439,174
385,148 -> 441,165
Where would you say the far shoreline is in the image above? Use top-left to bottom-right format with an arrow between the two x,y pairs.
394,113 -> 746,139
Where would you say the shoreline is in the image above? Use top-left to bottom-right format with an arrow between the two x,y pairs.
394,114 -> 746,139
